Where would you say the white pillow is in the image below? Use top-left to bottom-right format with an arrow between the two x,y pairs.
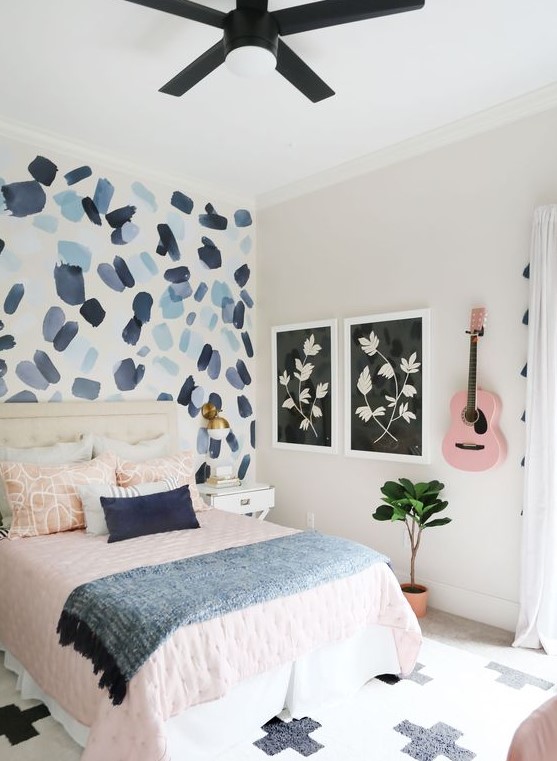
0,436 -> 94,526
90,433 -> 170,461
77,478 -> 179,535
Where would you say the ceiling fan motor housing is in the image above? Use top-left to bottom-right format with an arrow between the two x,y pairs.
223,8 -> 279,58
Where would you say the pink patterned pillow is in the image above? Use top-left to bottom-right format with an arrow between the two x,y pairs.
116,451 -> 207,512
1,453 -> 117,538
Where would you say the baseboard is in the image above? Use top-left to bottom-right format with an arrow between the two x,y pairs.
392,567 -> 519,633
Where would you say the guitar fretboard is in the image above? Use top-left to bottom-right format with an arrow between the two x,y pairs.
465,337 -> 478,422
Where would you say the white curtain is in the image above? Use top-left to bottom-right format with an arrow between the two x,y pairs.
514,205 -> 557,654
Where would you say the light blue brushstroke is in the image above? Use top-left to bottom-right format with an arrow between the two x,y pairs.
182,329 -> 204,361
167,210 -> 185,240
194,283 -> 208,302
222,297 -> 234,324
127,253 -> 155,284
200,306 -> 218,331
152,323 -> 173,351
33,214 -> 58,233
58,240 -> 92,271
15,360 -> 49,390
153,356 -> 179,376
137,346 -> 151,357
81,347 -> 98,373
197,427 -> 209,456
132,181 -> 157,212
241,289 -> 254,308
226,366 -> 245,390
140,251 -> 158,275
43,306 -> 65,341
49,390 -> 62,402
179,329 -> 191,354
160,288 -> 184,319
61,335 -> 93,368
53,191 -> 85,222
186,312 -> 196,326
211,280 -> 233,308
225,225 -> 239,243
191,385 -> 205,408
0,248 -> 21,273
121,221 -> 140,243
93,178 -> 114,215
222,328 -> 241,352
169,282 -> 192,301
240,235 -> 253,255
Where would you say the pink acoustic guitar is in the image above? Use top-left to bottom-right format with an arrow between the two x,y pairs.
442,308 -> 506,471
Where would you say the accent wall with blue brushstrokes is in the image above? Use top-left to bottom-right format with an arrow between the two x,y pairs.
0,138 -> 255,481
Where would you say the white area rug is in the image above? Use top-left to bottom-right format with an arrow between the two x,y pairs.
1,637 -> 556,760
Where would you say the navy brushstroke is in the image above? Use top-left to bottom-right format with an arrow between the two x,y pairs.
0,239 -> 4,254
164,266 -> 190,284
177,375 -> 196,407
82,197 -> 102,225
157,392 -> 173,401
234,209 -> 252,227
28,156 -> 57,186
34,350 -> 60,384
80,298 -> 106,327
2,181 -> 46,217
72,377 -> 101,400
106,205 -> 136,229
238,454 -> 251,480
4,283 -> 24,315
234,264 -> 250,287
226,430 -> 239,453
54,263 -> 85,305
241,331 -> 254,358
114,358 -> 145,391
0,359 -> 6,377
114,256 -> 135,288
16,361 -> 49,390
207,350 -> 221,380
65,166 -> 92,186
250,420 -> 256,448
97,263 -> 125,292
156,224 -> 181,261
236,359 -> 251,385
233,301 -> 245,329
122,317 -> 142,346
169,282 -> 192,301
0,336 -> 16,351
237,395 -> 253,418
225,366 -> 244,390
199,204 -> 227,230
198,237 -> 221,269
197,343 -> 212,371
7,390 -> 37,403
53,322 -> 79,351
133,292 -> 153,323
171,191 -> 193,214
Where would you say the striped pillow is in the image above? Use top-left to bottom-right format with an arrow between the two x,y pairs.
78,478 -> 179,536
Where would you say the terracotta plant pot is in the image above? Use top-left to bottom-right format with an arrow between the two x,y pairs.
401,583 -> 429,619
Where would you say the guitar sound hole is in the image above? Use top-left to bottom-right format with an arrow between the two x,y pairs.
461,408 -> 488,434
462,409 -> 479,425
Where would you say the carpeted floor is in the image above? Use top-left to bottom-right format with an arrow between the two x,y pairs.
2,610 -> 556,760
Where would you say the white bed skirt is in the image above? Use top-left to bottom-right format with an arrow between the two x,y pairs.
2,624 -> 400,760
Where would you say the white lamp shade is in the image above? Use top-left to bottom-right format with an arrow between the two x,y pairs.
208,427 -> 229,441
225,46 -> 276,78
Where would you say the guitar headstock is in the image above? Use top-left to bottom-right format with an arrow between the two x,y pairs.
468,307 -> 487,340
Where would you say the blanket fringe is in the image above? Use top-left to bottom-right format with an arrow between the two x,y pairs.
56,611 -> 127,705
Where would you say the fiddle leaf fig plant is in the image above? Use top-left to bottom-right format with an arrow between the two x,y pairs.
372,478 -> 450,592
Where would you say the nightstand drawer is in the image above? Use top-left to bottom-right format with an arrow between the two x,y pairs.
213,486 -> 275,515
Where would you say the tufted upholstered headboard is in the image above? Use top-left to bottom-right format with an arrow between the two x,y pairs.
0,401 -> 179,451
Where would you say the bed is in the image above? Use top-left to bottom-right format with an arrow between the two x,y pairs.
0,400 -> 421,761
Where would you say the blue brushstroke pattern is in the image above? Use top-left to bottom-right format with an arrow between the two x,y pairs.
16,361 -> 49,390
34,350 -> 60,383
81,347 -> 99,372
222,328 -> 240,352
208,391 -> 222,410
93,178 -> 114,214
53,191 -> 85,222
207,350 -> 221,380
0,359 -> 6,377
0,379 -> 6,398
250,420 -> 256,448
199,203 -> 227,230
241,331 -> 254,357
140,251 -> 158,275
58,240 -> 92,271
0,335 -> 16,351
157,392 -> 173,401
53,321 -> 78,351
114,358 -> 145,391
113,256 -> 135,288
72,377 -> 101,400
523,264 -> 530,279
236,359 -> 251,385
240,235 -> 252,255
226,366 -> 244,390
234,209 -> 252,227
153,356 -> 179,376
186,312 -> 196,326
167,211 -> 185,240
153,323 -> 173,350
234,264 -> 250,287
195,462 -> 209,485
241,289 -> 254,308
233,301 -> 245,329
238,454 -> 251,480
132,182 -> 157,212
0,239 -> 4,253
4,283 -> 24,314
169,282 -> 192,301
197,343 -> 212,371
226,430 -> 239,453
164,266 -> 190,283
28,156 -> 57,186
522,310 -> 529,326
2,181 -> 47,217
160,289 -> 184,319
97,263 -> 125,292
122,317 -> 142,346
237,395 -> 253,418
194,282 -> 208,302
33,214 -> 58,233
137,346 -> 150,357
222,297 -> 234,324
7,390 -> 37,402
106,205 -> 136,229
133,292 -> 153,323
197,427 -> 209,456
157,223 -> 181,261
54,264 -> 85,305
177,375 -> 196,407
209,438 -> 221,459
80,298 -> 106,327
171,191 -> 193,214
65,166 -> 92,186
43,306 -> 66,341
111,222 -> 139,245
179,330 -> 191,353
82,197 -> 102,225
198,237 -> 221,269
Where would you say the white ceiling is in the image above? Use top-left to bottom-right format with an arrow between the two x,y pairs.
2,0 -> 557,206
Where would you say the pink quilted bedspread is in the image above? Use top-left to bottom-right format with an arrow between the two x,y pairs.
0,510 -> 421,761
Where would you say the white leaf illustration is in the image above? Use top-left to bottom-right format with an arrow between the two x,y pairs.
299,388 -> 311,405
399,401 -> 416,423
315,382 -> 329,399
298,363 -> 314,382
304,334 -> 322,357
385,394 -> 397,408
402,409 -> 417,423
300,418 -> 310,430
357,366 -> 372,395
279,371 -> 290,386
358,331 -> 379,356
401,352 -> 421,374
402,384 -> 417,397
378,362 -> 394,379
282,398 -> 295,409
373,406 -> 386,417
295,358 -> 304,372
312,405 -> 322,418
355,405 -> 372,422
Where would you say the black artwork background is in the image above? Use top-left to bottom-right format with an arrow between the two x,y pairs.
276,325 -> 333,447
349,316 -> 423,456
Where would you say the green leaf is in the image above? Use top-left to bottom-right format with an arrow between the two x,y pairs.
398,478 -> 416,498
372,504 -> 395,521
380,481 -> 406,502
421,501 -> 449,522
423,517 -> 452,528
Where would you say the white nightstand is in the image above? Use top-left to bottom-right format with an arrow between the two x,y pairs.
198,482 -> 275,520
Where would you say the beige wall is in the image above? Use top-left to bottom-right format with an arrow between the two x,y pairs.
255,106 -> 557,631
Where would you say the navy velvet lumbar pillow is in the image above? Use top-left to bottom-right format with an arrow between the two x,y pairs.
101,483 -> 200,543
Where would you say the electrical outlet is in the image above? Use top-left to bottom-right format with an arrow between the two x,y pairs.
306,512 -> 315,530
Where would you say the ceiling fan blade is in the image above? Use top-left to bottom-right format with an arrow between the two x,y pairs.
123,0 -> 226,29
236,0 -> 268,11
159,40 -> 226,96
276,39 -> 334,103
274,0 -> 424,36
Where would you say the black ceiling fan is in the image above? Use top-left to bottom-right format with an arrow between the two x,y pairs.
124,0 -> 424,102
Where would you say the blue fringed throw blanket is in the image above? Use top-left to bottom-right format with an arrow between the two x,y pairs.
57,531 -> 389,705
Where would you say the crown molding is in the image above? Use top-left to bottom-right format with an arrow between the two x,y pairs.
0,114 -> 254,209
256,81 -> 557,210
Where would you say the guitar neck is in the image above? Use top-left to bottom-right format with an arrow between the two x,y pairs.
466,337 -> 478,416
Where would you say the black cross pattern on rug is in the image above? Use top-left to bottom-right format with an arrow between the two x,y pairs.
485,662 -> 554,691
0,702 -> 51,745
254,716 -> 324,757
376,662 -> 433,686
395,719 -> 476,761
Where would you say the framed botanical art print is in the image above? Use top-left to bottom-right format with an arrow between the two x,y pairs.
344,309 -> 430,462
272,320 -> 337,453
